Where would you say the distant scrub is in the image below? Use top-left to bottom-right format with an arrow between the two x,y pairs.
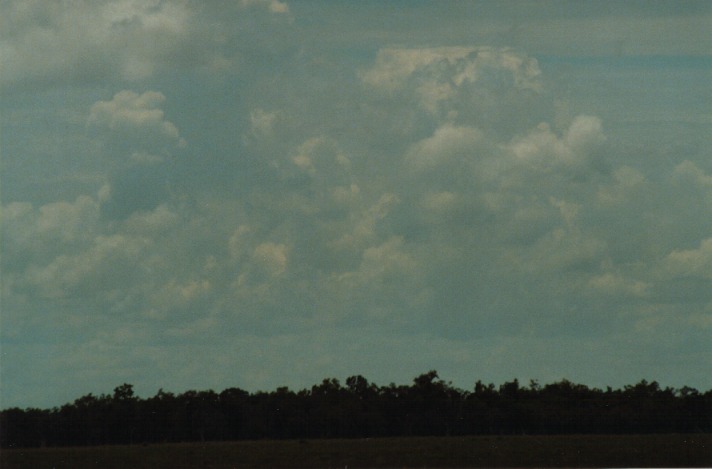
2,371 -> 711,448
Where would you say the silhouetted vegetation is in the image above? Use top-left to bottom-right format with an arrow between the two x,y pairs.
2,372 -> 711,448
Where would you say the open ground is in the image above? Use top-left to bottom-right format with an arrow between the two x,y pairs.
2,434 -> 710,468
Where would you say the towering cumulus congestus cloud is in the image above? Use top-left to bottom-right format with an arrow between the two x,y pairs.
361,47 -> 545,135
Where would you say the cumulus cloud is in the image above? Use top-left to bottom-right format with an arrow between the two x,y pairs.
2,196 -> 101,269
83,90 -> 188,220
405,124 -> 485,172
3,192 -> 206,325
0,43 -> 631,336
596,166 -> 647,206
147,278 -> 212,321
0,0 -> 300,92
239,0 -> 289,14
358,236 -> 418,282
664,238 -> 712,280
88,90 -> 186,151
3,3 -> 712,407
673,160 -> 712,189
248,108 -> 282,138
25,234 -> 151,300
587,272 -> 649,298
322,235 -> 430,328
508,116 -> 605,175
361,47 -> 547,136
290,137 -> 350,179
253,242 -> 289,277
0,0 -> 208,88
361,47 -> 541,94
121,204 -> 180,235
330,193 -> 400,251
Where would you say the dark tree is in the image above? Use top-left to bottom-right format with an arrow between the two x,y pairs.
2,373 -> 711,448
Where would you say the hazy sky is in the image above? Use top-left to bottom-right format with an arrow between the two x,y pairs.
2,0 -> 711,409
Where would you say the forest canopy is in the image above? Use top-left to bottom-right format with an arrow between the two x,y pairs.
2,372 -> 710,448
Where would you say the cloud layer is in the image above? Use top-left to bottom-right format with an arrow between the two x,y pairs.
2,0 -> 711,408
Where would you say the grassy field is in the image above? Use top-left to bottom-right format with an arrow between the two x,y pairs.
2,434 -> 710,468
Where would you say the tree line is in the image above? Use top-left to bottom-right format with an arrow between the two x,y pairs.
2,371 -> 710,448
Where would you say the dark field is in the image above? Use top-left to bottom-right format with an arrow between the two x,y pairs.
2,434 -> 710,468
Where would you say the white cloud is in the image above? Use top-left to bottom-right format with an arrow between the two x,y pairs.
228,225 -> 253,261
325,236 -> 430,326
406,124 -> 485,172
290,137 -> 350,177
147,278 -> 212,320
361,47 -> 541,93
101,0 -> 189,34
4,4 -> 712,408
519,225 -> 607,274
588,272 -> 649,298
664,238 -> 712,280
86,91 -> 186,213
359,236 -> 418,282
249,108 -> 281,138
35,196 -> 99,244
673,160 -> 712,189
25,234 -> 150,300
0,0 -> 207,87
565,115 -> 605,153
421,191 -> 459,215
508,116 -> 604,173
361,47 -> 543,127
239,0 -> 289,14
121,204 -> 180,235
330,193 -> 400,251
597,166 -> 646,206
2,196 -> 101,269
253,242 -> 288,277
88,90 -> 185,147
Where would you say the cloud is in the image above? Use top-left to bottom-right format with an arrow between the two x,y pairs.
664,238 -> 712,280
2,193 -> 199,320
290,137 -> 350,179
84,90 -> 188,220
405,124 -> 485,172
361,47 -> 541,94
25,234 -> 151,300
0,0 -> 207,88
2,196 -> 101,270
253,242 -> 289,277
596,166 -> 647,206
3,6 -> 712,409
121,204 -> 180,235
99,164 -> 173,220
147,278 -> 213,321
0,43 -> 618,337
0,0 -> 299,92
239,0 -> 289,14
360,47 -> 546,135
330,193 -> 400,252
587,272 -> 649,298
673,160 -> 712,189
88,90 -> 186,151
248,108 -> 282,138
507,116 -> 605,175
322,235 -> 430,328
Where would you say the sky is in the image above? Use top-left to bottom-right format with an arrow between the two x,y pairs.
1,0 -> 711,409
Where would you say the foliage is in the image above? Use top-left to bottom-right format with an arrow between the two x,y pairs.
1,373 -> 711,448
